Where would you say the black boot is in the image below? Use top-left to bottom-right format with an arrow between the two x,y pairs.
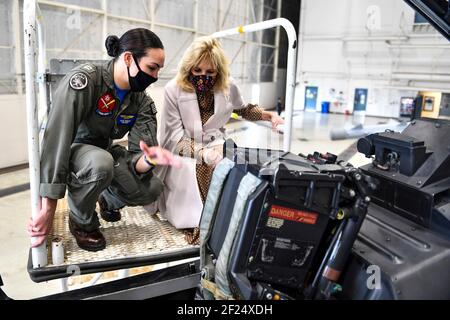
98,195 -> 121,222
69,218 -> 106,252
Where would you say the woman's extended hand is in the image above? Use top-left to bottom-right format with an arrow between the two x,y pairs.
200,147 -> 223,167
270,113 -> 284,129
261,110 -> 284,130
139,141 -> 182,168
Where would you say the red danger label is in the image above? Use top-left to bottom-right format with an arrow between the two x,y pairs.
269,205 -> 318,225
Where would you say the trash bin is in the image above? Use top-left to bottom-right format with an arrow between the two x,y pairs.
321,101 -> 330,113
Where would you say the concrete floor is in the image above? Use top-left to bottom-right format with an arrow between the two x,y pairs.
0,112 -> 390,299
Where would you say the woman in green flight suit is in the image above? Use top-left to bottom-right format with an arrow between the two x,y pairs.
28,28 -> 181,252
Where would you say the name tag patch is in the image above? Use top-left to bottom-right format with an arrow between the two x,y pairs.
117,114 -> 137,126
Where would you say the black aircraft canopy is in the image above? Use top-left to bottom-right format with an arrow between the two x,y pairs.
404,0 -> 450,40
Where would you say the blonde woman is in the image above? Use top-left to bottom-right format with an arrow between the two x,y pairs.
156,36 -> 283,243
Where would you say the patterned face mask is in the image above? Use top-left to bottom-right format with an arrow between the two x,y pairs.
189,74 -> 216,93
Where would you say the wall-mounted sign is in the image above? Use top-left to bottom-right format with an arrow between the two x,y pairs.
422,96 -> 435,112
305,86 -> 318,111
354,88 -> 368,112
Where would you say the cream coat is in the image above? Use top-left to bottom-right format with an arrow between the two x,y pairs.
154,78 -> 246,228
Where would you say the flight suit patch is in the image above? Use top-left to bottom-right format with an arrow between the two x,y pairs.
150,101 -> 157,115
96,93 -> 116,116
117,114 -> 137,126
69,72 -> 88,90
81,64 -> 95,73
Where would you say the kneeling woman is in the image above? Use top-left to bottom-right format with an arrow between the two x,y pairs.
157,36 -> 283,243
28,28 -> 180,252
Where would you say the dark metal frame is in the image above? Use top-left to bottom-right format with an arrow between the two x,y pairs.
35,260 -> 200,300
27,248 -> 199,283
404,0 -> 450,40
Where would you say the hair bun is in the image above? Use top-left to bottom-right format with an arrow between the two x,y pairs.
105,35 -> 120,57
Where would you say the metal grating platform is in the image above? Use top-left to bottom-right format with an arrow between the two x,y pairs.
28,199 -> 199,283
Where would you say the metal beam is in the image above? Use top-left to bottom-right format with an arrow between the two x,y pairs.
38,0 -> 104,14
149,0 -> 155,31
193,0 -> 199,38
89,273 -> 200,300
24,0 -> 48,268
241,0 -> 250,82
220,0 -> 235,29
250,0 -> 257,24
159,33 -> 195,78
13,0 -> 23,95
153,0 -> 162,15
38,0 -> 197,33
58,14 -> 103,58
256,0 -> 264,82
216,0 -> 221,31
36,4 -> 49,141
46,48 -> 103,54
230,42 -> 246,64
102,0 -> 108,60
273,0 -> 282,82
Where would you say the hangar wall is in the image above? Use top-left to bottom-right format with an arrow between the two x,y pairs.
294,0 -> 450,117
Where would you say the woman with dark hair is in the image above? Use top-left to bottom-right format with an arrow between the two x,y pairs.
28,28 -> 180,252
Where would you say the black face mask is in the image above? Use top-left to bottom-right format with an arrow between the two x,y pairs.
127,54 -> 158,92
